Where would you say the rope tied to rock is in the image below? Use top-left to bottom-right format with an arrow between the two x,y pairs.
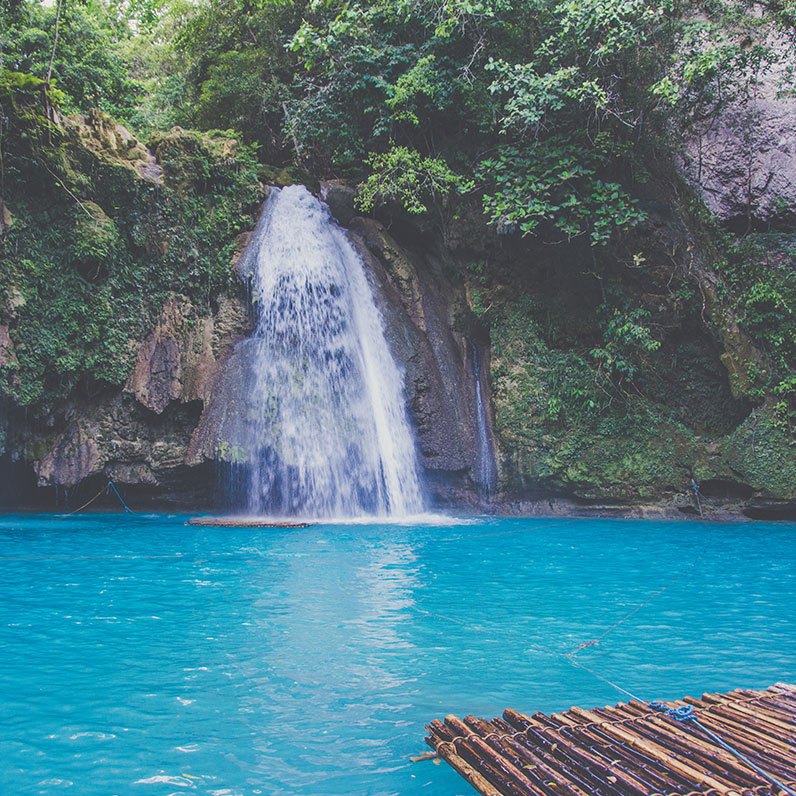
106,479 -> 133,513
690,478 -> 720,515
63,479 -> 134,516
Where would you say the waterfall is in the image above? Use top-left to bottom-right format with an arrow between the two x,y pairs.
239,185 -> 424,518
470,341 -> 498,497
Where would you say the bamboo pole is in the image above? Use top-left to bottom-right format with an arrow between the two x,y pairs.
432,717 -> 538,796
507,712 -> 655,796
472,715 -> 610,796
446,715 -> 548,795
460,718 -> 559,796
569,706 -> 736,792
554,706 -> 703,792
544,709 -> 696,794
678,700 -> 794,757
426,721 -> 505,796
609,705 -> 765,788
426,686 -> 796,796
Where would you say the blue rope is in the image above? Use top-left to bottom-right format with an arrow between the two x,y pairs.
106,480 -> 133,513
649,701 -> 796,795
690,479 -> 720,511
648,701 -> 696,722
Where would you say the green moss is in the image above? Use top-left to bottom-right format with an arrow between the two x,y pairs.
69,201 -> 120,279
215,440 -> 247,464
709,232 -> 795,401
0,117 -> 263,411
260,165 -> 319,191
149,127 -> 259,194
719,406 -> 796,498
487,281 -> 796,500
561,411 -> 700,500
488,296 -> 690,498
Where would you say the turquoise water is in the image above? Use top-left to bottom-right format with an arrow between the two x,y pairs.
0,514 -> 794,795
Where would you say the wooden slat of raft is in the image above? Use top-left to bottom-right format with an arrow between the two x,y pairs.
502,712 -> 653,796
504,709 -> 669,795
425,684 -> 796,796
532,712 -> 670,795
609,704 -> 766,790
185,517 -> 312,527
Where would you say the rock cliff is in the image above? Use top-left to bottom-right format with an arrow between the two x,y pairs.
680,32 -> 796,231
0,108 -> 793,517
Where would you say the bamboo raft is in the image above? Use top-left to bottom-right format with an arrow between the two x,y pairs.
186,517 -> 312,528
425,683 -> 796,795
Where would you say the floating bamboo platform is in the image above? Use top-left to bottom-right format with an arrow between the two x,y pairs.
186,517 -> 312,528
425,683 -> 796,796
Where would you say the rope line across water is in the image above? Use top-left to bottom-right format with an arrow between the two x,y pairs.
61,480 -> 134,517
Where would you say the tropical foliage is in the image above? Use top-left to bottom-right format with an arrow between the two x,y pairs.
0,0 -> 793,426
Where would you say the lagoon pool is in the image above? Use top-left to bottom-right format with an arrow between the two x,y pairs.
0,514 -> 794,795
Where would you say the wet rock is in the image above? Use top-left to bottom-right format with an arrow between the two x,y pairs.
680,34 -> 796,230
36,421 -> 100,487
31,394 -> 206,489
0,200 -> 13,237
320,180 -> 357,225
127,298 -> 187,414
25,291 -> 249,491
127,295 -> 248,415
191,205 -> 490,493
347,217 -> 482,479
105,462 -> 158,486
186,338 -> 255,465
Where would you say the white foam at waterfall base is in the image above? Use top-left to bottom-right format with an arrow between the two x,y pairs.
242,185 -> 424,519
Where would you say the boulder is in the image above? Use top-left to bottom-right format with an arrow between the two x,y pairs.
320,180 -> 357,225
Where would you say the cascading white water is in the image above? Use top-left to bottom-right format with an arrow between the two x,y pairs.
241,185 -> 424,518
470,341 -> 498,497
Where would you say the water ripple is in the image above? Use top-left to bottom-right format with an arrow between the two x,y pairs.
0,513 -> 793,795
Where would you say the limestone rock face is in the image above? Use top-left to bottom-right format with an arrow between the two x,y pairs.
348,217 -> 481,477
11,200 -> 492,503
26,294 -> 248,491
127,296 -> 247,415
36,421 -> 99,487
32,394 -> 207,490
680,36 -> 796,229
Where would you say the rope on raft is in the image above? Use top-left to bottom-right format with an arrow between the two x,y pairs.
649,701 -> 796,796
417,537 -> 791,794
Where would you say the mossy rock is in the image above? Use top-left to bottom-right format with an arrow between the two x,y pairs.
69,201 -> 120,281
561,414 -> 700,500
0,111 -> 262,411
488,291 -> 711,500
261,165 -> 319,192
148,127 -> 251,193
717,405 -> 796,498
